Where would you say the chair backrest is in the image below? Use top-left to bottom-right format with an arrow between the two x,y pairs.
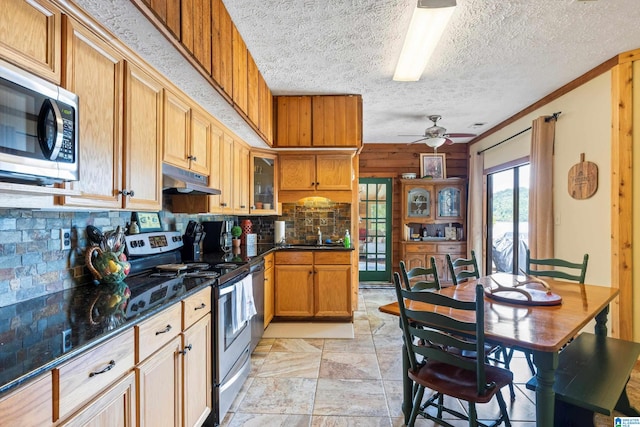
393,272 -> 491,396
446,250 -> 480,286
400,258 -> 441,291
525,248 -> 589,283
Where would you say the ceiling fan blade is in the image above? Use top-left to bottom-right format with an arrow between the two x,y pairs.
398,134 -> 425,137
444,133 -> 477,138
408,137 -> 428,144
444,138 -> 455,145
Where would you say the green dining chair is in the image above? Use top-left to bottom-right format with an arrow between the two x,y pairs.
399,258 -> 441,291
446,249 -> 515,398
506,249 -> 590,375
525,248 -> 589,283
393,272 -> 513,427
446,250 -> 480,286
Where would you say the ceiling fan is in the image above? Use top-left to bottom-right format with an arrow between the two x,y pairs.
406,115 -> 477,147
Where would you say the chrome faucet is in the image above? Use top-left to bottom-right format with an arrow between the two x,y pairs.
317,227 -> 322,245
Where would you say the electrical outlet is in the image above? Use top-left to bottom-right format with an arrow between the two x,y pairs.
62,328 -> 72,352
60,228 -> 71,250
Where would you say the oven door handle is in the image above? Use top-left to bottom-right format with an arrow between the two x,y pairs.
218,346 -> 251,393
219,283 -> 238,297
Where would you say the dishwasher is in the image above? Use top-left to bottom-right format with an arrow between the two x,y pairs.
249,259 -> 265,353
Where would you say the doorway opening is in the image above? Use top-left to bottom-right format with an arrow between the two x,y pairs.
486,163 -> 530,274
358,178 -> 392,283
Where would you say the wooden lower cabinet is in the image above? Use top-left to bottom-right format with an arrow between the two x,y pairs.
264,253 -> 275,327
182,314 -> 212,427
136,335 -> 182,427
136,299 -> 211,427
274,251 -> 352,319
0,373 -> 53,427
58,372 -> 136,427
400,242 -> 466,283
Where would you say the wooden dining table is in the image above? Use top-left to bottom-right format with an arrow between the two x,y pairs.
378,272 -> 619,427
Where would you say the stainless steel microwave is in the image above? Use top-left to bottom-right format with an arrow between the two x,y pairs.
0,59 -> 79,185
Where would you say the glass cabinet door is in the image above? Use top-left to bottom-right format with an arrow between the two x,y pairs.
436,186 -> 462,219
251,152 -> 277,213
406,187 -> 431,219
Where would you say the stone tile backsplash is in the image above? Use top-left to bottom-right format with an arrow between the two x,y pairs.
0,208 -> 230,307
0,198 -> 351,307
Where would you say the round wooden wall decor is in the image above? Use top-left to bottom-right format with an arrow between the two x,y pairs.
568,153 -> 598,199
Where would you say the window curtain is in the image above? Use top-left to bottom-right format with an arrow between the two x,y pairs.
468,149 -> 485,275
528,116 -> 556,259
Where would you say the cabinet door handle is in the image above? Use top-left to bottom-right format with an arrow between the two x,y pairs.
240,205 -> 246,209
194,303 -> 206,310
179,344 -> 193,355
155,324 -> 172,335
118,189 -> 134,196
89,360 -> 115,377
187,155 -> 197,162
221,203 -> 227,207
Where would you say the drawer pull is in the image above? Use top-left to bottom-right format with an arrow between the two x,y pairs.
155,324 -> 172,335
194,303 -> 206,310
179,344 -> 193,355
89,360 -> 115,377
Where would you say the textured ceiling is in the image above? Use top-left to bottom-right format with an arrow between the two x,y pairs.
75,0 -> 640,147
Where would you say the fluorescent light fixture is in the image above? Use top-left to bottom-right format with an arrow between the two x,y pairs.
393,0 -> 456,82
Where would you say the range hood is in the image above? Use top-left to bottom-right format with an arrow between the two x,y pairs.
162,163 -> 221,196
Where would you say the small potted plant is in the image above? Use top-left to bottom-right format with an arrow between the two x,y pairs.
231,225 -> 242,247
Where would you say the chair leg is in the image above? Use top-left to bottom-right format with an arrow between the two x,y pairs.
437,392 -> 444,418
408,385 -> 425,427
495,389 -> 512,427
499,347 -> 516,400
468,402 -> 477,427
524,350 -> 536,375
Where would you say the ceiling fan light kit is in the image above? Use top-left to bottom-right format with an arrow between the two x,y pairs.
393,0 -> 456,82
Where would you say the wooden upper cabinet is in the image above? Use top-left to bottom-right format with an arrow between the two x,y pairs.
181,0 -> 211,73
163,91 -> 211,175
232,140 -> 250,213
232,24 -> 248,114
60,16 -> 124,208
274,95 -> 361,148
143,0 -> 181,38
163,89 -> 191,169
247,53 -> 259,126
258,72 -> 274,144
212,0 -> 233,97
123,62 -> 163,211
0,0 -> 62,83
315,155 -> 353,191
312,95 -> 362,147
278,155 -> 316,191
190,107 -> 212,175
275,96 -> 312,147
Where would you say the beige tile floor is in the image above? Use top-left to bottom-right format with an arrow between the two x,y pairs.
220,286 -> 619,426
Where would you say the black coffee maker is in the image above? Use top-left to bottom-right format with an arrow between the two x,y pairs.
202,220 -> 232,253
182,220 -> 205,261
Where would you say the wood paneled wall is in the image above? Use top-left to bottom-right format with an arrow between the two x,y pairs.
359,143 -> 469,277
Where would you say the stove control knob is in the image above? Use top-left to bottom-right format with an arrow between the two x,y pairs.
130,241 -> 138,248
130,303 -> 139,312
138,301 -> 146,308
138,240 -> 145,247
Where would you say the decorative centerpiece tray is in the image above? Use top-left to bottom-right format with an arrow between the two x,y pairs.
483,272 -> 562,306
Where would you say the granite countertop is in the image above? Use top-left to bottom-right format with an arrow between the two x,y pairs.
0,243 -> 354,396
0,275 -> 212,396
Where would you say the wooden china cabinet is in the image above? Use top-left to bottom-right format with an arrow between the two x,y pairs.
400,178 -> 467,283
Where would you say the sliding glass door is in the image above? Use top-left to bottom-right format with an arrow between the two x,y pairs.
486,164 -> 530,274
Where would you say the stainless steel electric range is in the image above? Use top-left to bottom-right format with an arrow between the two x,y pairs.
122,231 -> 252,427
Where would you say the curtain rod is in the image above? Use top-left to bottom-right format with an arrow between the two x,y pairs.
476,112 -> 561,155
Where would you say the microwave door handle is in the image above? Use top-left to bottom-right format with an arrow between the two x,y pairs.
38,99 -> 64,160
